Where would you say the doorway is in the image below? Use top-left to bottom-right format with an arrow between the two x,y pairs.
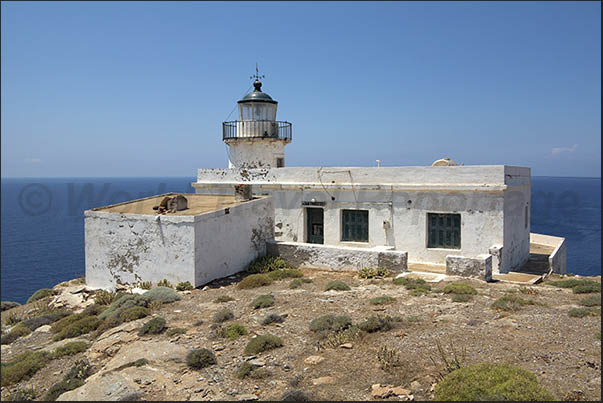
306,208 -> 324,244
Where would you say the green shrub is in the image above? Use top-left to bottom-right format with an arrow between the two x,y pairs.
93,315 -> 123,338
568,307 -> 599,318
247,255 -> 292,274
44,378 -> 84,400
98,294 -> 148,320
138,281 -> 153,290
1,301 -> 20,312
579,295 -> 601,307
0,351 -> 52,386
369,296 -> 395,305
281,390 -> 313,401
358,315 -> 396,333
166,327 -> 187,337
573,283 -> 601,294
157,279 -> 173,288
186,348 -> 217,369
114,358 -> 150,371
51,313 -> 87,334
309,314 -> 352,333
119,306 -> 150,322
410,288 -> 431,296
53,316 -> 103,341
262,313 -> 286,325
244,334 -> 283,355
434,362 -> 553,401
221,323 -> 248,340
251,294 -> 275,309
53,341 -> 89,358
321,326 -> 362,348
26,288 -> 54,304
176,281 -> 194,291
0,323 -> 31,345
82,304 -> 107,316
267,269 -> 304,281
491,295 -> 534,312
213,308 -> 235,323
65,359 -> 94,381
94,290 -> 115,306
138,317 -> 166,336
5,313 -> 22,326
324,281 -> 351,291
236,362 -> 271,379
6,387 -> 36,401
238,274 -> 273,289
549,278 -> 598,289
142,286 -> 182,304
289,279 -> 303,289
358,267 -> 390,279
442,282 -> 477,295
214,295 -> 235,303
22,312 -> 65,331
393,277 -> 432,294
452,294 -> 473,303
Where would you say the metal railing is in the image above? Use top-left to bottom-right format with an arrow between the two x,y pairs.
222,120 -> 292,142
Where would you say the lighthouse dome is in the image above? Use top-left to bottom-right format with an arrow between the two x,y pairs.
238,80 -> 278,104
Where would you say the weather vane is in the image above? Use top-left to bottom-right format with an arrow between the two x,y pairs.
250,63 -> 265,81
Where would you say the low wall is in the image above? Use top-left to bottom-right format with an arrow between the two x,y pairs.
267,241 -> 408,272
446,254 -> 493,282
531,233 -> 566,274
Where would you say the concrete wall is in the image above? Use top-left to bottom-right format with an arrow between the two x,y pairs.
531,233 -> 567,274
85,212 -> 196,290
227,139 -> 286,169
85,196 -> 274,290
193,196 -> 274,285
267,241 -> 407,272
193,166 -> 532,272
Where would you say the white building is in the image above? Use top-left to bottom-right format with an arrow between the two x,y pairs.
84,74 -> 566,290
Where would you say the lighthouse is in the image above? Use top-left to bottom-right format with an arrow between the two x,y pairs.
222,68 -> 292,169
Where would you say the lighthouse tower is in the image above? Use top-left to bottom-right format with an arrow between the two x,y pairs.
222,69 -> 292,169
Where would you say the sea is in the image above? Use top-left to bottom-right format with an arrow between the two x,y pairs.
1,176 -> 601,304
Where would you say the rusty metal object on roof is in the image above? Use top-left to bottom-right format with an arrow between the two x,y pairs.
153,195 -> 188,214
234,184 -> 253,202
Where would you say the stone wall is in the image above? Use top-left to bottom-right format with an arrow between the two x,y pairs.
445,254 -> 493,282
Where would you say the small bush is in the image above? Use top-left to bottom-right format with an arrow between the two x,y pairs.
138,281 -> 153,290
214,295 -> 235,303
138,317 -> 166,336
281,390 -> 313,401
82,304 -> 107,316
251,294 -> 275,309
236,362 -> 270,379
573,283 -> 601,294
267,269 -> 304,281
393,277 -> 432,294
1,301 -> 20,312
166,327 -> 187,337
358,315 -> 396,333
44,378 -> 85,401
54,341 -> 89,358
221,323 -> 248,340
309,314 -> 352,333
579,295 -> 601,307
119,306 -> 150,322
262,313 -> 286,325
434,362 -> 553,401
26,288 -> 54,304
24,311 -> 69,331
289,279 -> 303,289
0,351 -> 52,386
142,286 -> 182,304
148,300 -> 163,312
157,279 -> 173,288
491,295 -> 534,312
451,294 -> 473,303
358,267 -> 390,279
92,315 -> 123,338
568,307 -> 599,318
213,308 -> 235,323
176,281 -> 194,291
65,359 -> 94,381
115,358 -> 150,371
324,281 -> 351,291
244,334 -> 283,355
94,290 -> 115,306
247,255 -> 292,274
53,316 -> 103,341
238,273 -> 273,289
442,282 -> 477,295
0,323 -> 31,345
186,348 -> 217,369
518,286 -> 539,295
98,294 -> 148,320
6,387 -> 36,401
321,326 -> 362,349
51,313 -> 86,334
369,296 -> 395,305
377,345 -> 403,372
549,278 -> 599,289
5,313 -> 21,326
410,288 -> 431,296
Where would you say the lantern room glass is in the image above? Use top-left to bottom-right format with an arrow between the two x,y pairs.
239,102 -> 277,121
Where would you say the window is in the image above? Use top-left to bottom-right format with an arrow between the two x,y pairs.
525,205 -> 529,229
276,157 -> 285,168
342,210 -> 369,242
427,213 -> 461,249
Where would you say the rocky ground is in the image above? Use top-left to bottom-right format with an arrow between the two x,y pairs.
1,270 -> 601,401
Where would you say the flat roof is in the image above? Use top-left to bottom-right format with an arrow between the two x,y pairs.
90,193 -> 244,216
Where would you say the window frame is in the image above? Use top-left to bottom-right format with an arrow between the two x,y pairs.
341,209 -> 369,243
426,213 -> 461,249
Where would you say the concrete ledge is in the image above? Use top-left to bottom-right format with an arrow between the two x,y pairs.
266,241 -> 408,272
531,233 -> 566,274
446,254 -> 492,282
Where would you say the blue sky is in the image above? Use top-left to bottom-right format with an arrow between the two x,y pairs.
1,1 -> 600,177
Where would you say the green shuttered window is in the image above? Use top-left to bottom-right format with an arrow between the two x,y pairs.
342,210 -> 369,242
427,213 -> 461,249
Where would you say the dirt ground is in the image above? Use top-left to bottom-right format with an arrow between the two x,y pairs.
1,271 -> 601,401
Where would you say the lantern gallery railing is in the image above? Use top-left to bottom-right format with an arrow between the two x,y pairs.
222,121 -> 292,142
